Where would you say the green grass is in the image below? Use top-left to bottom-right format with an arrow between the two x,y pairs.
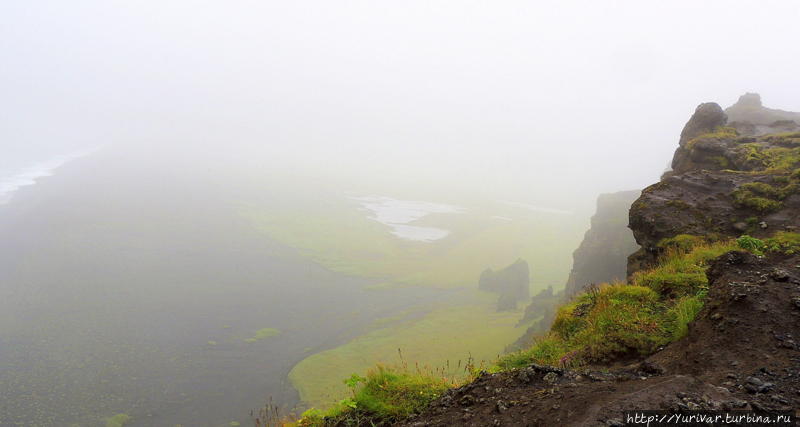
298,366 -> 453,426
669,296 -> 703,340
738,232 -> 800,255
289,292 -> 531,408
496,240 -> 738,369
632,240 -> 736,298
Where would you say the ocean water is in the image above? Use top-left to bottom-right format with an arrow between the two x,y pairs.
350,196 -> 464,242
0,151 -> 447,426
0,148 -> 97,205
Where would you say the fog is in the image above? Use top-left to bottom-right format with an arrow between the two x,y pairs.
2,2 -> 800,426
4,1 -> 799,205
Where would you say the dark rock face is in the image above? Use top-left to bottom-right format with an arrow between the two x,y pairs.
670,103 -> 728,175
479,259 -> 530,311
629,94 -> 800,272
563,190 -> 641,296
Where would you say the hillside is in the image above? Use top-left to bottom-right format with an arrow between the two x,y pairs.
297,95 -> 800,426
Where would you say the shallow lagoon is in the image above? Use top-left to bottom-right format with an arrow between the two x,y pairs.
351,196 -> 464,242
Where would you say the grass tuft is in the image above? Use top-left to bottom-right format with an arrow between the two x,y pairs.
298,365 -> 454,426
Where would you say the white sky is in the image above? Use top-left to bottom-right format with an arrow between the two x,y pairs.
2,1 -> 799,207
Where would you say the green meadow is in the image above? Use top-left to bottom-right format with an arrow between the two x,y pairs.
289,292 -> 534,407
244,197 -> 585,291
243,195 -> 587,407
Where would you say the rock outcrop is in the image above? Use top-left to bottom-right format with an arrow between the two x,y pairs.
508,286 -> 562,351
630,94 -> 800,272
479,259 -> 530,311
726,92 -> 800,136
563,190 -> 641,296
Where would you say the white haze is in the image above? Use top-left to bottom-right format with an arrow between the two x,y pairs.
2,0 -> 800,208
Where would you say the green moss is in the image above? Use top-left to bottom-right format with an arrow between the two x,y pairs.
730,179 -> 798,213
665,200 -> 692,210
105,414 -> 131,427
731,189 -> 783,212
685,126 -> 738,149
711,156 -> 730,168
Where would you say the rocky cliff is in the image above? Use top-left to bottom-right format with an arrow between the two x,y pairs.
401,95 -> 800,426
563,190 -> 641,296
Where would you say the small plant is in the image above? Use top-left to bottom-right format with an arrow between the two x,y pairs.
669,296 -> 704,340
344,373 -> 366,397
763,232 -> 800,255
736,235 -> 765,255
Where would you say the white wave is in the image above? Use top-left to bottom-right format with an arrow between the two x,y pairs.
0,148 -> 98,205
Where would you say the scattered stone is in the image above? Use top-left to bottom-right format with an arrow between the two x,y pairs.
495,400 -> 508,413
759,221 -> 768,229
543,372 -> 559,384
637,361 -> 666,376
459,395 -> 476,406
771,269 -> 791,281
745,376 -> 774,393
771,394 -> 789,405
